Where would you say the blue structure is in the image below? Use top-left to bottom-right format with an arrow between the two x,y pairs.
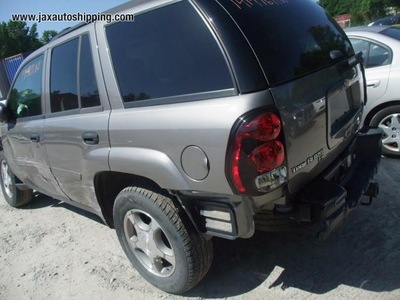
0,53 -> 28,100
4,53 -> 27,82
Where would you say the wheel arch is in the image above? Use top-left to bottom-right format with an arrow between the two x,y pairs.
94,171 -> 166,228
364,100 -> 400,126
96,147 -> 192,227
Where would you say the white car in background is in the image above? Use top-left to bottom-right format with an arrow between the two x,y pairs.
346,26 -> 400,156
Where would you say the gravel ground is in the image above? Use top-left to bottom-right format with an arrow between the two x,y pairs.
0,156 -> 399,300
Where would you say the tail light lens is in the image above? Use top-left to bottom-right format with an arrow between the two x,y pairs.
227,111 -> 287,194
250,140 -> 285,173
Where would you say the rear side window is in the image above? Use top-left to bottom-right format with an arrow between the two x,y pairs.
106,1 -> 233,104
216,0 -> 354,85
7,55 -> 43,118
51,38 -> 79,112
80,35 -> 100,108
50,34 -> 100,113
350,38 -> 391,68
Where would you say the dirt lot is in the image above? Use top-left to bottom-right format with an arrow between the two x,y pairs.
1,157 -> 400,300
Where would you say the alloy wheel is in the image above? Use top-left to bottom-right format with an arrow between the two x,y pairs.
1,160 -> 13,198
378,113 -> 400,154
123,209 -> 176,277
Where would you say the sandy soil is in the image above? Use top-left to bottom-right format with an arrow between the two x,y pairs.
1,157 -> 400,300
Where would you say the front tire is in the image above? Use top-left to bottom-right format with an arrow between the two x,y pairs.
370,105 -> 400,157
113,187 -> 213,294
0,158 -> 33,207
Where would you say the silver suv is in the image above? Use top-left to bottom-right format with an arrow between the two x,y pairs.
0,0 -> 382,294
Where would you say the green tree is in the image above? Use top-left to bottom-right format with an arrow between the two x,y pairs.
0,21 -> 42,59
319,0 -> 351,16
41,30 -> 58,44
351,0 -> 400,25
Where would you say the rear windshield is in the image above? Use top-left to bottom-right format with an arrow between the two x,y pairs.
381,26 -> 400,40
215,0 -> 354,85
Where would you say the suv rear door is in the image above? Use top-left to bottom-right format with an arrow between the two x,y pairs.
43,25 -> 111,210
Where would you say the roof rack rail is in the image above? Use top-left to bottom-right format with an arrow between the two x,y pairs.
50,22 -> 87,42
50,1 -> 138,42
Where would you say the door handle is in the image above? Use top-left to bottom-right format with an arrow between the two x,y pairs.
367,80 -> 381,88
82,132 -> 99,145
30,133 -> 40,143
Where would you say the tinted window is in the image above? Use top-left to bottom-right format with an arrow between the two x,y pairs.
106,1 -> 233,103
368,43 -> 390,67
350,39 -> 369,63
372,15 -> 400,26
51,38 -> 79,112
381,26 -> 400,41
80,35 -> 100,108
216,0 -> 354,85
350,38 -> 390,68
50,34 -> 100,113
7,55 -> 43,118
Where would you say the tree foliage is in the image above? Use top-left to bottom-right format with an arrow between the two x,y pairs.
0,21 -> 58,59
319,0 -> 400,25
318,0 -> 350,16
41,30 -> 58,44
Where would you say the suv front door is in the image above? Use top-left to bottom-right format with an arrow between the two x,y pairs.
2,55 -> 66,198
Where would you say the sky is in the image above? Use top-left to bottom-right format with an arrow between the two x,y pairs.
0,0 -> 130,36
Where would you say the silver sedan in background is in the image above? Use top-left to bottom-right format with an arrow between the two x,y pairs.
346,26 -> 400,156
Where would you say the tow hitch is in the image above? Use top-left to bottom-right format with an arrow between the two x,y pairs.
298,127 -> 382,240
361,182 -> 379,206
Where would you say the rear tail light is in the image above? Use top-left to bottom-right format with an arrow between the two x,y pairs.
250,140 -> 285,173
227,111 -> 287,194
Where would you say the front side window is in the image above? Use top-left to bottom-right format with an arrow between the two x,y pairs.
7,55 -> 43,119
350,38 -> 390,68
106,1 -> 233,104
50,34 -> 100,113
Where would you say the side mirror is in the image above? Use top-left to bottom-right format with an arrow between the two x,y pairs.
0,102 -> 9,122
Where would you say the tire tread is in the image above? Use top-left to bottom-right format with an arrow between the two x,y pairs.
117,186 -> 213,293
0,157 -> 33,207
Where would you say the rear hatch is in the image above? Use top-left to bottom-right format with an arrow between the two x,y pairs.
214,0 -> 364,194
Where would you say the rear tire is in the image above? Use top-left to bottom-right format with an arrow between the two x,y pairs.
113,186 -> 213,294
0,158 -> 33,207
370,105 -> 400,157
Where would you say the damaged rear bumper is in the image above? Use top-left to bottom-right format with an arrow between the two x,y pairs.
299,127 -> 382,240
178,127 -> 382,241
